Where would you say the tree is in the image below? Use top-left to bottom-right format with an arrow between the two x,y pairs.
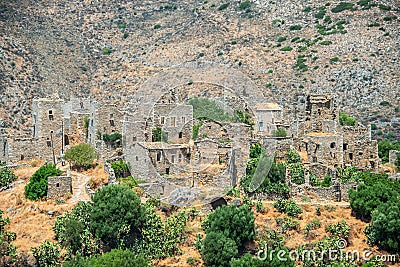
203,205 -> 255,248
90,185 -> 144,249
64,144 -> 98,170
53,202 -> 100,257
378,139 -> 400,163
285,149 -> 301,164
151,127 -> 168,142
25,164 -> 62,200
201,232 -> 238,267
188,97 -> 236,122
365,200 -> 400,253
0,166 -> 17,187
31,241 -> 61,267
349,181 -> 399,221
339,111 -> 357,126
102,132 -> 122,148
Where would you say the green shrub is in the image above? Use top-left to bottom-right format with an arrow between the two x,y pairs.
320,40 -> 332,45
289,25 -> 302,30
153,24 -> 161,29
339,111 -> 357,126
285,149 -> 301,164
321,175 -> 332,187
378,140 -> 400,163
0,210 -> 16,260
90,185 -> 145,249
102,132 -> 122,148
280,46 -> 293,51
326,220 -> 350,240
203,205 -> 255,248
31,241 -> 61,267
303,6 -> 311,12
378,4 -> 391,11
330,57 -> 340,62
92,249 -> 150,267
0,167 -> 17,187
192,123 -> 202,140
201,232 -> 237,267
379,100 -> 390,106
349,178 -> 399,221
25,164 -> 62,200
272,127 -> 287,137
117,23 -> 126,29
101,48 -> 112,55
314,7 -> 327,19
276,216 -> 300,232
331,2 -> 354,13
133,203 -> 187,259
188,97 -> 236,122
304,219 -> 321,236
277,36 -> 287,42
64,144 -> 98,170
239,1 -> 251,9
365,200 -> 400,253
288,163 -> 305,185
273,198 -> 302,217
53,202 -> 100,257
111,159 -> 130,178
218,3 -> 230,11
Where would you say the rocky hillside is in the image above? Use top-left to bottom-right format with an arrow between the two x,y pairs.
1,0 -> 399,135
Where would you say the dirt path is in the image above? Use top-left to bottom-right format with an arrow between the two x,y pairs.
69,172 -> 91,204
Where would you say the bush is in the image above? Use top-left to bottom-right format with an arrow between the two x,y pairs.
273,198 -> 302,217
272,127 -> 287,137
25,164 -> 62,200
102,132 -> 122,148
349,178 -> 399,221
203,205 -> 255,248
110,159 -> 130,178
188,97 -> 236,122
0,210 -> 16,260
101,48 -> 112,55
152,127 -> 168,142
91,249 -> 150,267
230,251 -> 295,267
277,36 -> 287,42
90,185 -> 144,249
289,25 -> 302,30
320,40 -> 332,45
133,203 -> 187,259
378,139 -> 400,163
339,111 -> 357,126
201,232 -> 238,267
218,3 -> 230,11
53,202 -> 100,257
64,144 -> 98,170
285,150 -> 302,164
326,220 -> 350,240
304,219 -> 321,236
31,241 -> 61,267
0,167 -> 17,187
331,2 -> 354,13
287,163 -> 305,185
280,46 -> 293,51
239,1 -> 251,9
365,200 -> 400,253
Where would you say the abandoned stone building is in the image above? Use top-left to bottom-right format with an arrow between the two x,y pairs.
286,94 -> 379,180
0,97 -> 123,164
47,176 -> 72,199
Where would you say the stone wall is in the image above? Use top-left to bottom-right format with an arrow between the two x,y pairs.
104,161 -> 117,185
389,150 -> 400,165
47,176 -> 72,199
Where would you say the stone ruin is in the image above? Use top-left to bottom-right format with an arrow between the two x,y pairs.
47,176 -> 72,199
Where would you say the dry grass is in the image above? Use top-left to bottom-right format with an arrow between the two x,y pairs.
0,181 -> 74,253
85,164 -> 108,190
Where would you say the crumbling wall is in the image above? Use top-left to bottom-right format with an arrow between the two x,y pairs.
303,134 -> 343,167
389,150 -> 399,165
153,103 -> 193,143
342,125 -> 378,170
47,176 -> 72,199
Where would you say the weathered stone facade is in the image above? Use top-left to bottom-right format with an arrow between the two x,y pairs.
47,176 -> 72,199
389,150 -> 400,165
